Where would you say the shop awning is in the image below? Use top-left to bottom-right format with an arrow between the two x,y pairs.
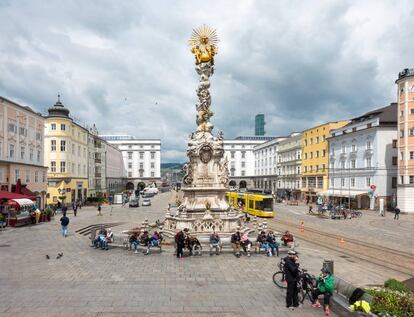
319,190 -> 368,198
0,191 -> 36,200
10,198 -> 36,207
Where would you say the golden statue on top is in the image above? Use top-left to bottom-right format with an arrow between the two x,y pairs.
189,25 -> 219,65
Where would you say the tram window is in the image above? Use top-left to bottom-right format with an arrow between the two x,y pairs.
238,198 -> 245,208
249,200 -> 254,209
256,201 -> 264,210
263,198 -> 273,211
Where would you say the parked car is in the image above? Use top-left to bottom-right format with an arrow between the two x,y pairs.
142,198 -> 151,206
142,192 -> 155,198
129,199 -> 139,208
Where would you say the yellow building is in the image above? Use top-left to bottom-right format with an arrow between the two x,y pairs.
44,96 -> 89,205
301,121 -> 348,202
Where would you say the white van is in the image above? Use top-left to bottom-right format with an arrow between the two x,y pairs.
143,187 -> 158,195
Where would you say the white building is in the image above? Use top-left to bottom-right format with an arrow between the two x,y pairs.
327,103 -> 397,209
276,132 -> 302,200
87,125 -> 107,197
105,142 -> 127,194
223,136 -> 273,189
252,136 -> 286,192
101,135 -> 161,191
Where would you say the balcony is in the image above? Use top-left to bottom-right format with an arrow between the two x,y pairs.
95,158 -> 101,164
95,172 -> 101,178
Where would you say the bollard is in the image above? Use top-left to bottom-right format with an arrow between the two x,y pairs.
323,260 -> 334,275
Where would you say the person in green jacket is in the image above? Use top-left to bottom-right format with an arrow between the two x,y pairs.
312,267 -> 334,316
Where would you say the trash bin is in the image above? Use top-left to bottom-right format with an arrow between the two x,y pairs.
323,260 -> 334,275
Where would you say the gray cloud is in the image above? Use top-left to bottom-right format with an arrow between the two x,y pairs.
0,0 -> 413,162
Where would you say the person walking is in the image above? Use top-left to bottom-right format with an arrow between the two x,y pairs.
97,204 -> 102,216
73,204 -> 78,217
231,230 -> 242,257
60,213 -> 70,237
284,250 -> 300,310
394,206 -> 401,220
61,204 -> 68,215
175,229 -> 186,258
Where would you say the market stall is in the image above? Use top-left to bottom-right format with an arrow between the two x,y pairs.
0,191 -> 36,227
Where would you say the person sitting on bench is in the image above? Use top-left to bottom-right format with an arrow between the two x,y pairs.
281,231 -> 294,247
240,232 -> 252,257
312,267 -> 334,316
129,232 -> 140,253
209,231 -> 221,256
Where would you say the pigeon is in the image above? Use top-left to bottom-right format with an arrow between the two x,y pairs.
46,255 -> 50,260
56,252 -> 63,259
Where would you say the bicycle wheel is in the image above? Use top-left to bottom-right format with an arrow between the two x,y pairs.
272,271 -> 287,288
297,282 -> 305,303
356,211 -> 362,218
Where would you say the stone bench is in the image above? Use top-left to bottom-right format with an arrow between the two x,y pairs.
331,276 -> 373,316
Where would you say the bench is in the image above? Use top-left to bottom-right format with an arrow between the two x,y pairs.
331,277 -> 373,316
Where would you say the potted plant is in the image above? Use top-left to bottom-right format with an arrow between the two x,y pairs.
45,208 -> 53,221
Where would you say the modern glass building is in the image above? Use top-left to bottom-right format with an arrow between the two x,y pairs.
255,114 -> 265,136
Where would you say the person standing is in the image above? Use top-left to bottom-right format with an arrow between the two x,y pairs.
60,213 -> 70,237
394,206 -> 401,220
284,250 -> 300,310
61,204 -> 68,215
73,204 -> 78,217
175,229 -> 186,258
97,204 -> 102,216
231,230 -> 242,257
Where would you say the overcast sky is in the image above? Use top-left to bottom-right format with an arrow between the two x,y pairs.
0,1 -> 413,162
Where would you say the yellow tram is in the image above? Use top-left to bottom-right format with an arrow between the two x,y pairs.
226,191 -> 275,218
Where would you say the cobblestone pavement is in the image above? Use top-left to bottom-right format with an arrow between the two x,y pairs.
268,202 -> 414,286
0,193 -> 335,317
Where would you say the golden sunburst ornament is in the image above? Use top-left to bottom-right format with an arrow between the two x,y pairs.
189,25 -> 219,65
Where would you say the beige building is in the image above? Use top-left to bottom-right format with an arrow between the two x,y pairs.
44,96 -> 89,205
396,68 -> 414,213
0,97 -> 47,208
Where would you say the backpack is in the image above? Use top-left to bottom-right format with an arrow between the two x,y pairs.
349,288 -> 365,305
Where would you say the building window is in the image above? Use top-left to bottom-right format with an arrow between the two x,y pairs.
128,145 -> 132,149
151,172 -> 155,177
400,130 -> 404,138
322,164 -> 325,171
392,156 -> 397,165
351,144 -> 356,152
392,140 -> 397,148
315,165 -> 319,172
231,151 -> 235,159
51,123 -> 56,130
310,152 -> 313,159
29,148 -> 33,161
310,138 -> 313,145
322,149 -> 326,157
341,160 -> 345,169
241,151 -> 246,159
309,165 -> 313,172
139,162 -> 144,169
61,124 -> 66,131
241,161 -> 245,168
139,171 -> 144,177
297,166 -> 301,174
366,157 -> 372,168
60,161 -> 66,173
20,146 -> 25,159
304,166 -> 307,173
351,178 -> 355,187
51,140 -> 56,151
330,178 -> 334,187
410,176 -> 414,184
351,159 -> 356,168
341,178 -> 345,187
50,161 -> 56,172
83,148 -> 86,158
341,143 -> 346,153
72,144 -> 75,154
392,177 -> 397,189
128,172 -> 132,177
315,137 -> 319,144
151,162 -> 155,169
400,175 -> 404,185
410,151 -> 414,160
139,152 -> 144,159
241,170 -> 245,176
128,163 -> 132,169
128,152 -> 133,159
366,140 -> 372,149
366,177 -> 371,187
304,153 -> 307,159
9,144 -> 14,159
71,163 -> 75,173
322,135 -> 326,142
60,140 -> 66,151
410,128 -> 414,136
25,170 -> 30,183
15,169 -> 19,182
42,171 -> 46,182
151,152 -> 155,159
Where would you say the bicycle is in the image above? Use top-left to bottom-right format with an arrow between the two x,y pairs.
348,210 -> 362,218
272,258 -> 287,289
297,269 -> 317,304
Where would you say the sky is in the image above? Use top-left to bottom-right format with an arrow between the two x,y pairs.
0,1 -> 413,163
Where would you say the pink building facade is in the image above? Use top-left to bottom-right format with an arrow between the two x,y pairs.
0,97 -> 47,208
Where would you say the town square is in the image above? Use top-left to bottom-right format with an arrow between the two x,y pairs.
0,1 -> 413,317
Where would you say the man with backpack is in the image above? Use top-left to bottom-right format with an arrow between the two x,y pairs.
312,267 -> 334,316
